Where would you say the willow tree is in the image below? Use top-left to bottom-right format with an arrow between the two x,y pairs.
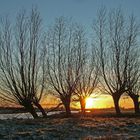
125,15 -> 140,114
73,27 -> 99,114
93,8 -> 139,115
47,17 -> 82,116
0,8 -> 47,118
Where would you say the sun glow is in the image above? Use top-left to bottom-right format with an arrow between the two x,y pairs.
85,97 -> 94,109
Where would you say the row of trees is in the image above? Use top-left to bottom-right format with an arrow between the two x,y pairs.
0,7 -> 140,118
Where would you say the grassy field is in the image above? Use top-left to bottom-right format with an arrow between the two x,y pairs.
0,111 -> 140,140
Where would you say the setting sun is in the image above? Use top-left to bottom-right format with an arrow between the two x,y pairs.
85,97 -> 94,109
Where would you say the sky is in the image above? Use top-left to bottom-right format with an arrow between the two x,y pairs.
0,0 -> 139,108
0,0 -> 140,29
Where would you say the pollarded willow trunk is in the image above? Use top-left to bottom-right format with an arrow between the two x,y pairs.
61,96 -> 71,117
133,99 -> 140,114
64,102 -> 71,117
80,98 -> 86,115
23,101 -> 38,119
112,95 -> 121,115
28,106 -> 38,119
129,94 -> 139,114
33,101 -> 47,117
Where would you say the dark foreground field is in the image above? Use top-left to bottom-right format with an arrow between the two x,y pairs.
0,113 -> 140,140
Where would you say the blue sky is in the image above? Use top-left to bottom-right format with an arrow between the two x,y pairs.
0,0 -> 140,28
0,0 -> 139,108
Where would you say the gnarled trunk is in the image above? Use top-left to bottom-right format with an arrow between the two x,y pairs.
80,98 -> 86,115
61,96 -> 71,117
112,94 -> 121,115
34,101 -> 47,117
133,99 -> 139,114
64,102 -> 71,116
23,101 -> 38,119
129,94 -> 139,114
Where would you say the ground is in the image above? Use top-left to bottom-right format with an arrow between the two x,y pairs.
0,114 -> 140,140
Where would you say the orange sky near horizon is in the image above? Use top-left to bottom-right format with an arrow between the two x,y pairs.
84,95 -> 134,109
0,94 -> 134,109
42,95 -> 134,109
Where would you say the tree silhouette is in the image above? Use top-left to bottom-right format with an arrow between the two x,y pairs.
93,8 -> 140,115
0,8 -> 47,118
73,29 -> 99,114
46,17 -> 81,116
124,15 -> 140,114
